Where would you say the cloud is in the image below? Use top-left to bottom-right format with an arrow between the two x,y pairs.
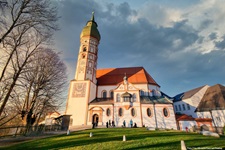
215,35 -> 225,49
53,0 -> 225,96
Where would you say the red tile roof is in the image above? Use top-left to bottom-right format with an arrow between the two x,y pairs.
175,114 -> 195,121
195,118 -> 212,122
176,114 -> 212,122
96,67 -> 159,86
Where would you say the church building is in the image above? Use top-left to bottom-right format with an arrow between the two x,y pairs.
65,13 -> 177,129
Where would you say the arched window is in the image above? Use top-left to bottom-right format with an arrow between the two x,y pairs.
132,94 -> 136,102
118,108 -> 123,117
131,108 -> 136,117
122,92 -> 132,102
116,94 -> 120,102
163,108 -> 169,117
110,91 -> 114,98
106,108 -> 111,116
83,47 -> 87,52
102,91 -> 107,98
147,108 -> 152,117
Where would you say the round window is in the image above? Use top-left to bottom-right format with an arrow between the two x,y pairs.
131,108 -> 136,117
163,108 -> 169,117
147,108 -> 151,117
118,108 -> 123,117
106,108 -> 111,116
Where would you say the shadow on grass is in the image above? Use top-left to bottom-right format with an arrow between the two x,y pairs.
1,128 -> 225,150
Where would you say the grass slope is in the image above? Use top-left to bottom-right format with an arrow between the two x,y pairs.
1,128 -> 225,150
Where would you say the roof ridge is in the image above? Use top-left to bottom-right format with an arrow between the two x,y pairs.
175,85 -> 207,97
143,68 -> 159,86
97,66 -> 143,70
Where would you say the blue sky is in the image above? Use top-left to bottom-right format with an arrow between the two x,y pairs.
53,0 -> 225,97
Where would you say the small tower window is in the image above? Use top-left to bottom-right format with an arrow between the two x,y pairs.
83,47 -> 87,52
82,53 -> 86,59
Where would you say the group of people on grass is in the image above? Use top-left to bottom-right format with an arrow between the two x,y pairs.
106,120 -> 115,128
105,119 -> 137,128
93,119 -> 138,128
123,119 -> 137,128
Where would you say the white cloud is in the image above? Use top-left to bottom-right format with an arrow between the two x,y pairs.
52,0 -> 225,96
127,0 -> 225,54
134,4 -> 182,27
181,0 -> 225,53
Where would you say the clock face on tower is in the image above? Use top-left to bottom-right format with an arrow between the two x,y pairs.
72,83 -> 87,98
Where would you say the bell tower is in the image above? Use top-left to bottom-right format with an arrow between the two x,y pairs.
65,12 -> 100,126
75,12 -> 100,84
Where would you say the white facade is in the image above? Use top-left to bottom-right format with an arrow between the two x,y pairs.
178,121 -> 197,131
197,110 -> 225,127
87,81 -> 177,129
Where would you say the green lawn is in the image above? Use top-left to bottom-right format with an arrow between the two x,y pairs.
1,128 -> 225,150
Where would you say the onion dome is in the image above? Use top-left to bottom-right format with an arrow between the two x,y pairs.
80,12 -> 101,41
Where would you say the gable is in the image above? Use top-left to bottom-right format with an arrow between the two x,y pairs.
173,85 -> 207,102
114,82 -> 139,91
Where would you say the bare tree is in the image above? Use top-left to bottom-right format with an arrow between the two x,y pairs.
0,0 -> 58,44
0,31 -> 46,117
0,48 -> 67,130
0,0 -> 59,117
19,48 -> 67,130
